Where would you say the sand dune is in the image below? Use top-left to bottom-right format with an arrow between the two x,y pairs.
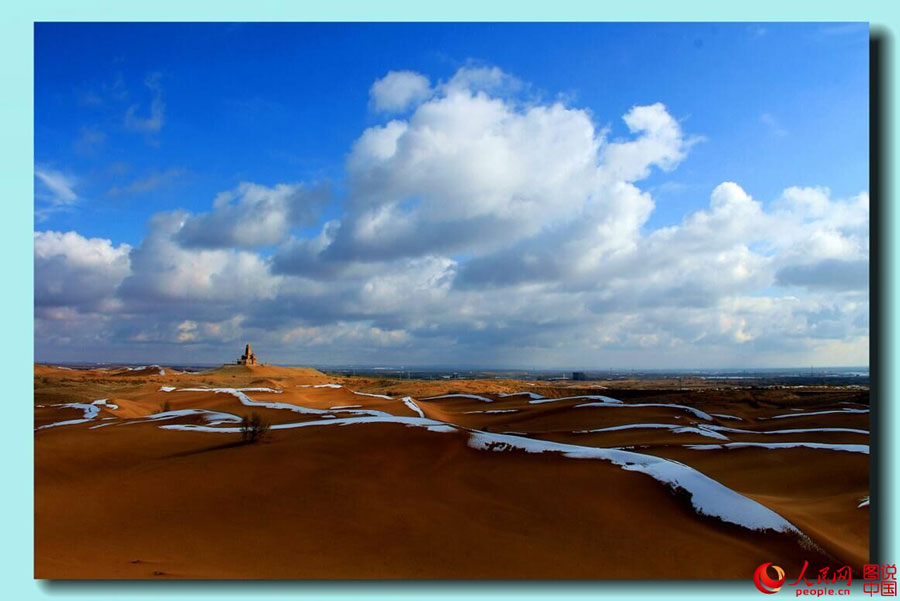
34,364 -> 868,579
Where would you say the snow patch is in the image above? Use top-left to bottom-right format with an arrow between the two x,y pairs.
90,408 -> 242,429
573,401 -> 713,421
685,442 -> 869,454
176,387 -> 392,418
498,391 -> 546,400
575,423 -> 729,441
421,394 -> 494,403
351,390 -> 393,399
298,384 -> 343,389
763,409 -> 869,420
711,413 -> 743,421
35,401 -> 106,431
401,396 -> 426,418
699,424 -> 868,436
530,395 -> 623,405
466,431 -> 803,534
160,414 -> 454,434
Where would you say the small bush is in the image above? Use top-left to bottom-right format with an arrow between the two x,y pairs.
158,400 -> 171,413
241,412 -> 270,443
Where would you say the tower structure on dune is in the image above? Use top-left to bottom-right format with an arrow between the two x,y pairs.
237,344 -> 258,366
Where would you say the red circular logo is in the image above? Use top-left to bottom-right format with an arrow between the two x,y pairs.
754,562 -> 786,594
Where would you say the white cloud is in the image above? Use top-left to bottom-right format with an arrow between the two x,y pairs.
369,70 -> 432,113
34,231 -> 131,311
281,67 -> 680,272
600,103 -> 692,183
176,181 -> 328,249
119,211 -> 281,305
442,65 -> 520,95
35,167 -> 78,219
124,72 -> 165,133
34,64 -> 869,368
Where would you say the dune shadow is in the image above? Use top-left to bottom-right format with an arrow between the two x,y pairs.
164,440 -> 247,458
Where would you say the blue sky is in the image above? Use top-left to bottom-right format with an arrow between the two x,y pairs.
34,22 -> 869,367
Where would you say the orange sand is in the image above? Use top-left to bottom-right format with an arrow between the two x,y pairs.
34,364 -> 868,579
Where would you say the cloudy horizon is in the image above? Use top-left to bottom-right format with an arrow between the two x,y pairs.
34,23 -> 869,369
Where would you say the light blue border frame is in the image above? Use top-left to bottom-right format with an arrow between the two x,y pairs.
3,2 -> 895,600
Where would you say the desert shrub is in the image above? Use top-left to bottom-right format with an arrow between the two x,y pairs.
158,400 -> 171,413
241,412 -> 270,443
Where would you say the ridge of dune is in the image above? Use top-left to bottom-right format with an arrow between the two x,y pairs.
205,364 -> 328,379
92,386 -> 813,539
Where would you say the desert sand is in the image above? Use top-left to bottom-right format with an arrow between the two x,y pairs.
34,363 -> 868,579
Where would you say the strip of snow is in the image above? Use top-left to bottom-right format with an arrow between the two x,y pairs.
329,404 -> 361,409
159,368 -> 166,376
401,396 -> 426,418
176,387 -> 392,418
425,424 -> 458,433
575,423 -> 729,441
421,393 -> 494,403
160,414 -> 455,434
350,390 -> 394,400
138,392 -> 809,536
466,431 -> 803,534
763,409 -> 869,420
35,401 -> 105,431
464,409 -> 520,414
699,424 -> 868,436
685,442 -> 869,454
858,497 -> 870,508
297,384 -> 343,389
90,408 -> 243,429
530,395 -> 623,405
498,392 -> 546,400
159,386 -> 176,392
711,413 -> 743,421
573,401 -> 713,422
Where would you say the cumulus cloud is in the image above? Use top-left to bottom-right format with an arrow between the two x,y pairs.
369,70 -> 432,113
34,64 -> 869,367
118,211 -> 281,308
776,259 -> 869,291
278,70 -> 685,275
600,102 -> 692,182
34,231 -> 131,312
176,182 -> 329,249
